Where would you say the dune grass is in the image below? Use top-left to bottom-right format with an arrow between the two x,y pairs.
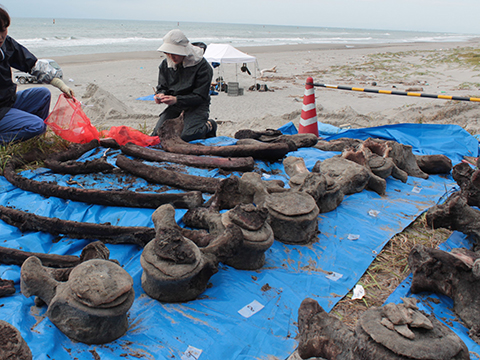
0,131 -> 69,173
331,213 -> 452,328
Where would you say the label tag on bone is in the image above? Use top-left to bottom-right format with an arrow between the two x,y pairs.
348,234 -> 360,241
326,272 -> 343,281
238,300 -> 265,318
368,210 -> 380,217
181,346 -> 203,360
412,186 -> 422,193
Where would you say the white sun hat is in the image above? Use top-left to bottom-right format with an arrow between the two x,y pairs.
157,29 -> 194,56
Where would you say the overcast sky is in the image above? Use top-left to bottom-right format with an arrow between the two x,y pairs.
3,0 -> 480,35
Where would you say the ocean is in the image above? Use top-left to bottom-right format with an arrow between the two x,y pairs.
8,17 -> 479,58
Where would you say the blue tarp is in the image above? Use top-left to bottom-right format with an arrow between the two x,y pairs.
0,123 -> 477,359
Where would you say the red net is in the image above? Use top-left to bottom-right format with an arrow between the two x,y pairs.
45,95 -> 160,147
45,94 -> 99,144
100,126 -> 160,147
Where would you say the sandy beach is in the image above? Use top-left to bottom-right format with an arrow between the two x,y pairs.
26,39 -> 480,138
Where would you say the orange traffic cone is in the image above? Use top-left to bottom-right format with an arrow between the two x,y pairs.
299,77 -> 319,136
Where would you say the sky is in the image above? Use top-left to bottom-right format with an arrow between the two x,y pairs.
3,0 -> 480,35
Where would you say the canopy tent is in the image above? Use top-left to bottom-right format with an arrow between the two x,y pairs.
203,44 -> 258,87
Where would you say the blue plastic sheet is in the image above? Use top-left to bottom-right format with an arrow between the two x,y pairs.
0,123 -> 477,359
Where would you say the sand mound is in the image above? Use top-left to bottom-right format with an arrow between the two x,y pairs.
81,83 -> 156,129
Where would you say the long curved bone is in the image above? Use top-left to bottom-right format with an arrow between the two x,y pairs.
116,155 -> 221,193
157,114 -> 291,161
43,140 -> 115,174
121,142 -> 255,172
234,129 -> 319,149
4,156 -> 203,209
0,205 -> 155,247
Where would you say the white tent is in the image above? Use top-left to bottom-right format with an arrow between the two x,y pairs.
203,44 -> 258,86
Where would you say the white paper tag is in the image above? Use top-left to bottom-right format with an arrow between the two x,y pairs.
352,284 -> 365,300
347,234 -> 360,241
368,210 -> 380,217
238,300 -> 265,318
326,272 -> 343,281
181,346 -> 203,360
412,186 -> 422,193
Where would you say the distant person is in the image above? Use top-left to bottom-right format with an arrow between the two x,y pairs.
151,29 -> 216,141
0,5 -> 74,144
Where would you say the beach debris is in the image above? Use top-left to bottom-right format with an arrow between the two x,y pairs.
425,192 -> 480,248
0,205 -> 155,247
297,297 -> 470,359
157,113 -> 290,161
260,65 -> 277,77
405,86 -> 424,92
3,152 -> 203,209
21,256 -> 134,344
351,284 -> 365,300
409,243 -> 480,344
121,142 -> 255,172
116,154 -> 221,193
0,320 -> 32,359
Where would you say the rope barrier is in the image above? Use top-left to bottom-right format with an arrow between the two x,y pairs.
307,82 -> 480,103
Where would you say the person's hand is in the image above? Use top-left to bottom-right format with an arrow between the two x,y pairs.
50,78 -> 75,98
154,94 -> 177,105
154,93 -> 163,104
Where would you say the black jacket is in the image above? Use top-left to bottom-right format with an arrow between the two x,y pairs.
0,36 -> 37,119
156,57 -> 213,110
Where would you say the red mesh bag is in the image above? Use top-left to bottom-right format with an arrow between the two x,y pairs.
45,95 -> 160,147
45,94 -> 100,144
100,126 -> 160,147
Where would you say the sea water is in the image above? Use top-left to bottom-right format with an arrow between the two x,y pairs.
8,17 -> 478,58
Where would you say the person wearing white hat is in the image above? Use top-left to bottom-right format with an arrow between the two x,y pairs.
152,29 -> 216,141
